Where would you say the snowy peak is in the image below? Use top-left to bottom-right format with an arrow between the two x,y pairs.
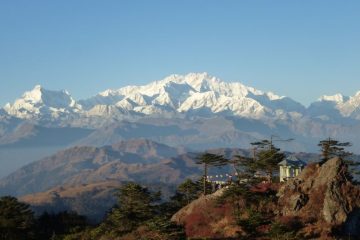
4,85 -> 82,119
309,92 -> 360,119
163,81 -> 195,98
22,85 -> 43,103
182,72 -> 217,91
171,72 -> 251,97
319,93 -> 348,103
338,92 -> 360,118
16,85 -> 78,107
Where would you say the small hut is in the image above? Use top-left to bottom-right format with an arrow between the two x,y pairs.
278,155 -> 306,182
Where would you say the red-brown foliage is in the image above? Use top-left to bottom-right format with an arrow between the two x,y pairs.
250,182 -> 279,193
277,216 -> 303,231
185,211 -> 214,237
183,201 -> 236,238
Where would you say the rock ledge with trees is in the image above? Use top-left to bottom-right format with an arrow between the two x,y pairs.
171,157 -> 360,239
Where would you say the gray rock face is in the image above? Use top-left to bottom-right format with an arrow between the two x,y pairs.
277,157 -> 360,236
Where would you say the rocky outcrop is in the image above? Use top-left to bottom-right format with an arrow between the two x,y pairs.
172,157 -> 360,239
277,157 -> 360,238
171,188 -> 242,238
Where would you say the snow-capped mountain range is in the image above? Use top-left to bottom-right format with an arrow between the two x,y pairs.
3,72 -> 359,124
1,72 -> 360,154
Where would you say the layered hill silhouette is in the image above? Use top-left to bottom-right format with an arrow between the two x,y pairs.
0,139 -> 197,196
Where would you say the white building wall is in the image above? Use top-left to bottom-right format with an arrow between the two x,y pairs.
279,165 -> 303,182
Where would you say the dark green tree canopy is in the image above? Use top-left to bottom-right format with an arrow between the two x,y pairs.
0,196 -> 35,240
195,153 -> 228,166
251,139 -> 285,181
251,139 -> 274,149
318,138 -> 360,181
171,178 -> 202,206
104,182 -> 161,235
196,153 -> 228,195
318,137 -> 352,164
36,211 -> 88,239
229,155 -> 257,183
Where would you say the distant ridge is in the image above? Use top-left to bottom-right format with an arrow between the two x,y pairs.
0,139 -> 197,196
4,72 -> 360,123
1,73 -> 360,154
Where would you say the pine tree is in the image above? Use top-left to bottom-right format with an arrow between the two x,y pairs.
0,196 -> 35,240
318,137 -> 352,164
251,139 -> 285,182
174,179 -> 202,205
196,153 -> 228,195
229,154 -> 258,184
104,182 -> 160,235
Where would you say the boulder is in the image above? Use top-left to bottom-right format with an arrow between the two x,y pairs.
277,157 -> 360,237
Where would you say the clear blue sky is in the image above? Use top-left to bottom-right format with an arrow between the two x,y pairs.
1,0 -> 359,106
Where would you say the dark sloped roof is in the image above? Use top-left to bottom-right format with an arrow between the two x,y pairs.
278,155 -> 307,167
